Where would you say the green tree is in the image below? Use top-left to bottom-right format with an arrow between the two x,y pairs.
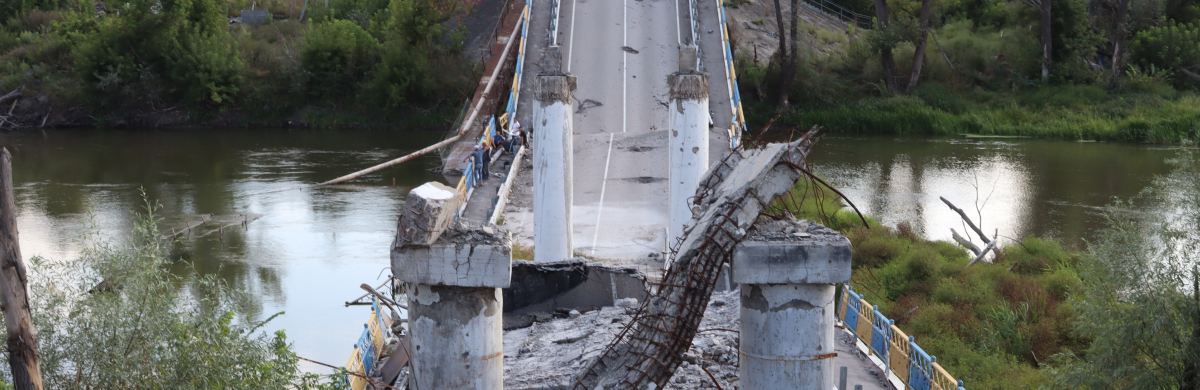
3,195 -> 335,388
73,0 -> 242,111
1050,153 -> 1200,389
300,19 -> 380,100
1131,21 -> 1200,85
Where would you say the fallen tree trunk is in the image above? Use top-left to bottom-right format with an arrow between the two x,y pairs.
951,228 -> 980,256
572,129 -> 819,389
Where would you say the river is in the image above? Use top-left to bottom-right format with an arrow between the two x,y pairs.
0,129 -> 1184,372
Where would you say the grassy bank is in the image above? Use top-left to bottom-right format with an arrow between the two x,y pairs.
744,84 -> 1200,142
785,180 -> 1083,389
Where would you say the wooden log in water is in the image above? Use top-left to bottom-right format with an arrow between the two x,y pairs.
0,148 -> 44,390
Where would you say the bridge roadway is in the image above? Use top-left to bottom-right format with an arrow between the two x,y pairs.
498,0 -> 734,261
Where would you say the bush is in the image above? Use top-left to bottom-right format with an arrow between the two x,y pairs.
9,195 -> 332,388
73,0 -> 242,110
301,19 -> 380,100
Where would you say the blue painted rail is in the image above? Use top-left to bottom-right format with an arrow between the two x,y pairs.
838,285 -> 966,390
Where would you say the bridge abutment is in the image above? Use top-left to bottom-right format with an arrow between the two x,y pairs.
668,45 -> 710,245
532,46 -> 576,263
733,219 -> 853,390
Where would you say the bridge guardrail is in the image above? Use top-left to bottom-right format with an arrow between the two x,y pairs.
716,1 -> 746,149
839,285 -> 966,390
339,297 -> 392,390
454,4 -> 529,216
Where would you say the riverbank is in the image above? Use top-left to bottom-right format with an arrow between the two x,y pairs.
723,0 -> 1200,144
744,85 -> 1200,143
0,0 -> 503,130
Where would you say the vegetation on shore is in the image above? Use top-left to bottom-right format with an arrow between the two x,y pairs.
791,150 -> 1200,389
1,195 -> 343,388
0,0 -> 478,128
736,0 -> 1200,143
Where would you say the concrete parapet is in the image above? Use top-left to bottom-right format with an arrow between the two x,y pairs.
392,221 -> 513,288
732,219 -> 852,285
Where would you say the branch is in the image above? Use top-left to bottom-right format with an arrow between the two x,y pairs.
940,197 -> 990,244
0,87 -> 21,105
951,228 -> 981,256
967,239 -> 997,267
1178,66 -> 1200,83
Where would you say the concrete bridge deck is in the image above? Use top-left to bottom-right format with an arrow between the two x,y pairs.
492,0 -> 734,261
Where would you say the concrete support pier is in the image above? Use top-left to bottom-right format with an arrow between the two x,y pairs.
732,219 -> 852,390
392,182 -> 513,390
532,46 -> 576,262
667,45 -> 710,243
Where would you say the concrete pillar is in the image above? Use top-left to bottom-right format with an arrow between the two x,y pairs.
732,220 -> 852,390
668,45 -> 709,243
393,220 -> 513,390
532,46 -> 576,262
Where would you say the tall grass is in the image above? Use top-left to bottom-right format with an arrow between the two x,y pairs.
776,89 -> 1200,142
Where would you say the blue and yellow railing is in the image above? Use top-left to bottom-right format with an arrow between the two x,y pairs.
454,4 -> 529,213
839,285 -> 966,390
716,1 -> 746,150
340,297 -> 392,390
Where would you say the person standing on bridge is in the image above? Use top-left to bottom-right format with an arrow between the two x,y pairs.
464,145 -> 486,186
481,142 -> 492,181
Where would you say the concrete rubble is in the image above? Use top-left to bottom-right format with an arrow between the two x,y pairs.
503,290 -> 742,390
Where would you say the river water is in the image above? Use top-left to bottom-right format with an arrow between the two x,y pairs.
810,136 -> 1183,249
2,129 -> 445,372
0,129 -> 1184,372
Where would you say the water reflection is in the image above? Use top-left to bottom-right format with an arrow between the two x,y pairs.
811,137 -> 1181,249
1,128 -> 445,371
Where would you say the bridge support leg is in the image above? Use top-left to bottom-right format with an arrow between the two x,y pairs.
732,219 -> 853,390
392,189 -> 513,389
532,46 -> 576,263
668,45 -> 710,245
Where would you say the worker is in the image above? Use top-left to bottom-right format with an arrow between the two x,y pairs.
480,142 -> 492,181
463,145 -> 485,186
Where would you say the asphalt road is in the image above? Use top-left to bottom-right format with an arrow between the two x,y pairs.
505,0 -> 733,262
560,0 -> 731,260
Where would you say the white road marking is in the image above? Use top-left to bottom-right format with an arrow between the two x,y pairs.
591,132 -> 616,255
674,0 -> 681,45
567,0 -> 577,72
622,0 -> 627,133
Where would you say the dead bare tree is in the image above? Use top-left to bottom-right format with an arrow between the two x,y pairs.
941,196 -> 998,266
1020,0 -> 1053,81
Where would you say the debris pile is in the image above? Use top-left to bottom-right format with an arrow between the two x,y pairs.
503,290 -> 741,390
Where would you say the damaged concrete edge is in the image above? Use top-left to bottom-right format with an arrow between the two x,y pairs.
502,258 -> 651,330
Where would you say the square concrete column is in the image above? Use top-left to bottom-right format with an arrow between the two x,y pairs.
393,187 -> 513,390
732,219 -> 852,390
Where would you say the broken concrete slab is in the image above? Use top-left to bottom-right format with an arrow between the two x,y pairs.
732,218 -> 853,285
395,182 -> 464,246
501,259 -> 650,330
392,220 -> 513,288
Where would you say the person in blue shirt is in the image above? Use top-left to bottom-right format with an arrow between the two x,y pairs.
464,145 -> 485,186
493,133 -> 506,154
